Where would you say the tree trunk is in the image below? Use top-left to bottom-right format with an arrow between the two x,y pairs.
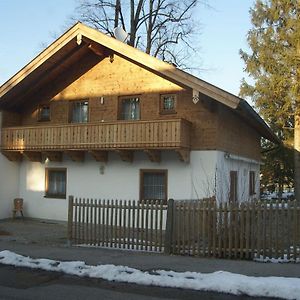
294,113 -> 300,201
114,0 -> 120,28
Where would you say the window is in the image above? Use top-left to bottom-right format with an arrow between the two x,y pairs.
249,171 -> 256,196
45,168 -> 66,199
119,97 -> 140,120
229,171 -> 238,202
37,104 -> 50,121
160,94 -> 176,114
70,101 -> 89,123
140,170 -> 167,203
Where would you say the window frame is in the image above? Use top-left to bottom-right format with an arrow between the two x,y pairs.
118,96 -> 141,120
229,170 -> 238,202
45,168 -> 67,199
69,100 -> 89,123
160,94 -> 177,115
37,104 -> 51,122
140,169 -> 168,204
249,171 -> 256,196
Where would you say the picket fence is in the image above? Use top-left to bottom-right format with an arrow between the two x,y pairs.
68,196 -> 167,251
68,196 -> 300,260
169,199 -> 300,260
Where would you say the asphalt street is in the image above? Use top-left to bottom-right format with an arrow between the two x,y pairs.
0,219 -> 298,300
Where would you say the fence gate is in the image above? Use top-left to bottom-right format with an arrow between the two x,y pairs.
68,196 -> 167,252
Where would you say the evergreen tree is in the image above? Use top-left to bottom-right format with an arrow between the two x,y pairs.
240,0 -> 300,198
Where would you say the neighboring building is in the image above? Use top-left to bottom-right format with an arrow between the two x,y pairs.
0,23 -> 278,221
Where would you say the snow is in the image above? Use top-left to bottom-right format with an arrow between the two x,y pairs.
254,254 -> 300,264
0,250 -> 300,299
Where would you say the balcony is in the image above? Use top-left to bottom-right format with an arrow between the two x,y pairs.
1,119 -> 191,162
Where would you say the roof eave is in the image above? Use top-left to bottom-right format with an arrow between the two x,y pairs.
238,99 -> 280,144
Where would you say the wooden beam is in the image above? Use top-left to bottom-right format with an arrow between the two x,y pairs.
5,43 -> 92,110
116,150 -> 133,162
1,151 -> 22,161
144,150 -> 161,163
23,151 -> 42,162
176,149 -> 190,163
87,42 -> 107,57
89,150 -> 108,162
65,151 -> 85,162
42,151 -> 62,162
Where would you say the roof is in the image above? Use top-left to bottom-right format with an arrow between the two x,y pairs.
0,22 -> 279,144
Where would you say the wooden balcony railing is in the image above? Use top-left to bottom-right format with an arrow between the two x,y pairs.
1,119 -> 191,152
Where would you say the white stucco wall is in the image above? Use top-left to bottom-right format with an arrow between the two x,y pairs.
17,149 -> 261,221
216,152 -> 260,203
0,113 -> 20,219
18,151 -> 218,221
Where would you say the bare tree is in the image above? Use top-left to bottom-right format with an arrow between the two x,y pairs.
72,0 -> 206,68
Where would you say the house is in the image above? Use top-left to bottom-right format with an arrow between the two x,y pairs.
0,23 -> 278,221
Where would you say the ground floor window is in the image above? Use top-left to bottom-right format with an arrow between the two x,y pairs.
249,171 -> 256,196
45,168 -> 66,199
140,169 -> 167,203
229,170 -> 238,202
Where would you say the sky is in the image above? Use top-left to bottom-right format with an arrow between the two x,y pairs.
0,0 -> 255,97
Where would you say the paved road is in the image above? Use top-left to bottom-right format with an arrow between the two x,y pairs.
0,264 -> 278,300
0,219 -> 297,300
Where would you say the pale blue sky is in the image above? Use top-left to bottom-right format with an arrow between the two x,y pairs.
0,0 -> 255,96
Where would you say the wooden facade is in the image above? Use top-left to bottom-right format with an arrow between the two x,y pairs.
0,54 -> 262,162
0,23 -> 277,164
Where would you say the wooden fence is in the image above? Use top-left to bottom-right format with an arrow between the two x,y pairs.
169,199 -> 300,260
68,196 -> 300,260
68,196 -> 167,252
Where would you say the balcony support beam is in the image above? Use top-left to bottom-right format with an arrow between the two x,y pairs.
65,151 -> 85,162
89,150 -> 108,162
43,151 -> 62,162
176,149 -> 190,163
144,150 -> 161,163
116,150 -> 133,163
23,151 -> 42,162
1,151 -> 22,161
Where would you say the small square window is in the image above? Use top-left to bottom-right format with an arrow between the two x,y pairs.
140,169 -> 167,203
37,104 -> 50,121
45,168 -> 66,199
160,94 -> 176,114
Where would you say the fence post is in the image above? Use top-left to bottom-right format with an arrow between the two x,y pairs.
67,195 -> 74,247
164,198 -> 174,254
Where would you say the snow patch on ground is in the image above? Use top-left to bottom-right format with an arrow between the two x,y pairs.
254,254 -> 300,264
0,250 -> 300,299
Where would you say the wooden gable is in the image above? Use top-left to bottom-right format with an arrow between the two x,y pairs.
0,22 -> 278,145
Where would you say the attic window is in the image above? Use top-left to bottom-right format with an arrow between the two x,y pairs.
160,94 -> 176,114
37,104 -> 50,122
